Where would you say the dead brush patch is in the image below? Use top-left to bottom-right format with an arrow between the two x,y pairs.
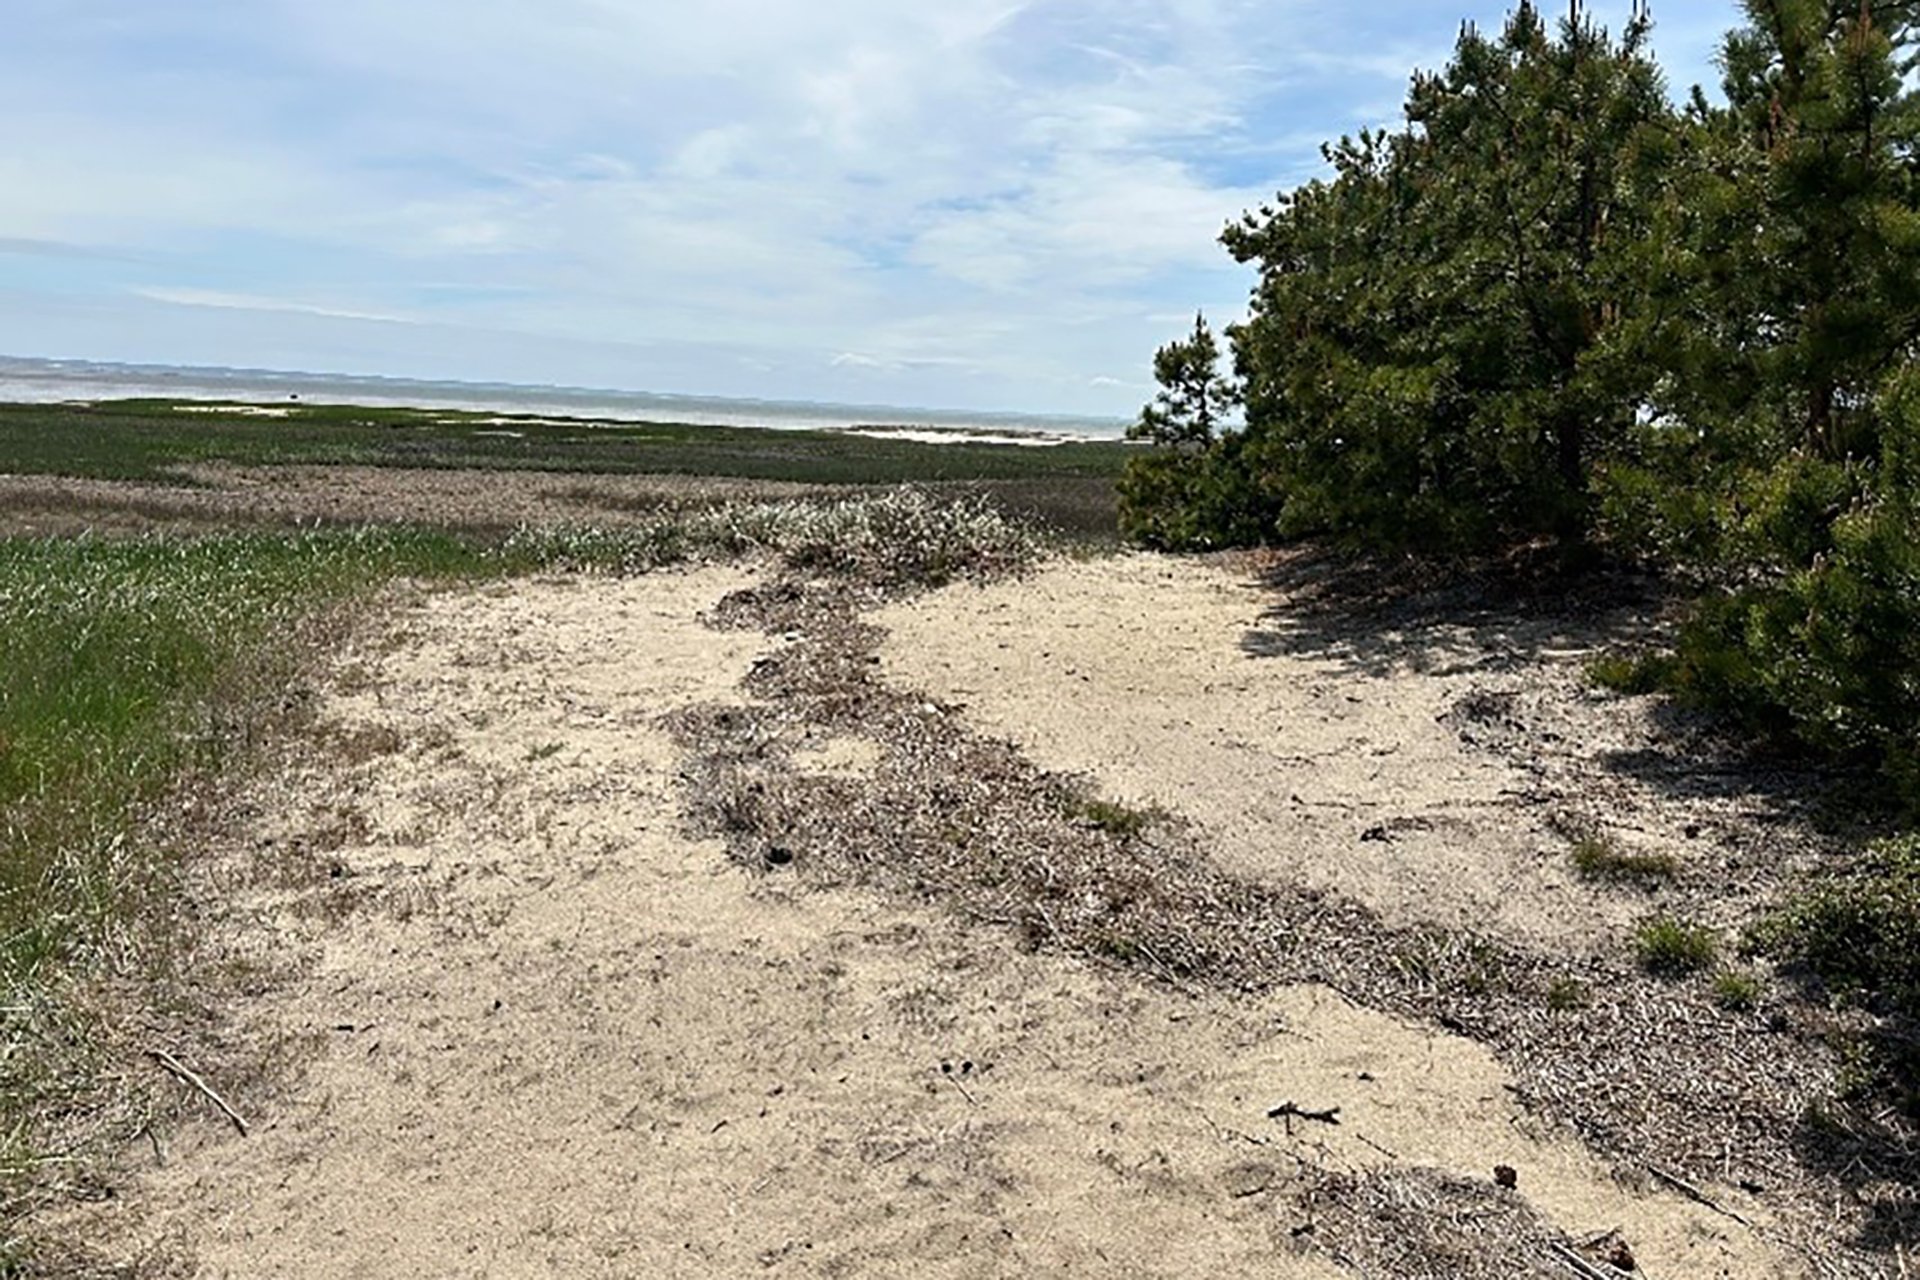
1299,1166 -> 1602,1277
320,722 -> 405,767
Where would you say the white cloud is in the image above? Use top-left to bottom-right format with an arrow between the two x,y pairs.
0,0 -> 1751,414
132,288 -> 416,326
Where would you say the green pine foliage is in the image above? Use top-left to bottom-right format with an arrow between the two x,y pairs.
1598,1 -> 1920,794
1117,315 -> 1281,550
1128,0 -> 1920,799
1127,312 -> 1238,451
1213,3 -> 1674,551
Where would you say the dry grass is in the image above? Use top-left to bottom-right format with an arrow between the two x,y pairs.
1568,833 -> 1678,887
1300,1166 -> 1614,1277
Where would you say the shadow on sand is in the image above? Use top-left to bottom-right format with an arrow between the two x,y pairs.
1237,543 -> 1920,1252
1235,544 -> 1852,810
1234,544 -> 1671,680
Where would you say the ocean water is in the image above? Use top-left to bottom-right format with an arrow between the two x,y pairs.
0,356 -> 1129,441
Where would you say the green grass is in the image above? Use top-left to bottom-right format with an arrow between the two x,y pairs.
0,528 -> 502,955
0,400 -> 1131,489
1760,835 -> 1920,1013
1634,915 -> 1719,977
1586,650 -> 1678,697
1568,833 -> 1678,887
0,526 -> 520,1247
1712,968 -> 1764,1012
1073,798 -> 1155,839
1545,976 -> 1591,1011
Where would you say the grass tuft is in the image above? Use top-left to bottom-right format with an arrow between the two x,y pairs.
1712,968 -> 1764,1012
1569,833 -> 1677,887
1074,798 -> 1154,840
1634,915 -> 1719,977
1586,650 -> 1675,696
1545,976 -> 1591,1011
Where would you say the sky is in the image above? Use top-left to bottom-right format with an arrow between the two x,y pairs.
0,1 -> 1740,417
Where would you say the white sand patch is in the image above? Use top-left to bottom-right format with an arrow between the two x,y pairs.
792,733 -> 885,779
171,404 -> 294,417
73,563 -> 1786,1278
873,554 -> 1659,951
441,416 -> 614,429
836,427 -> 1078,447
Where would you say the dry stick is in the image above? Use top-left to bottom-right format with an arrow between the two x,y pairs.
1647,1162 -> 1753,1228
1547,1242 -> 1620,1280
149,1049 -> 248,1137
1035,903 -> 1064,945
1352,1131 -> 1399,1161
1267,1101 -> 1341,1126
1182,1099 -> 1270,1148
1135,939 -> 1201,998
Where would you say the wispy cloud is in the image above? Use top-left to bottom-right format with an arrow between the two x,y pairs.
0,235 -> 137,261
0,0 -> 1745,414
132,287 -> 416,325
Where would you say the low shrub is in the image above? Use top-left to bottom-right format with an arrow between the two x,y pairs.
514,488 -> 1040,587
1585,651 -> 1675,697
1761,835 -> 1920,1015
1116,438 -> 1280,552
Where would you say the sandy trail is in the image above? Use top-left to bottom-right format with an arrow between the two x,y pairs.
875,553 -> 1806,952
83,560 -> 1789,1277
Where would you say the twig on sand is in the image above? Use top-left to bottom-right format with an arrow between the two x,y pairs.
1352,1132 -> 1399,1161
149,1048 -> 249,1137
1136,939 -> 1202,997
1268,1101 -> 1341,1130
1547,1241 -> 1620,1280
1648,1162 -> 1753,1228
1182,1098 -> 1270,1147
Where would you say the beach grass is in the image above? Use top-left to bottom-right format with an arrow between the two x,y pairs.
0,400 -> 1132,489
0,527 -> 510,1236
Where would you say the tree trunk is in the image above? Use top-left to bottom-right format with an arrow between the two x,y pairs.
1808,381 -> 1835,458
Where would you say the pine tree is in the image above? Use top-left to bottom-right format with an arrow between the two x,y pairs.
1220,1 -> 1673,550
1127,313 -> 1237,451
1639,0 -> 1920,784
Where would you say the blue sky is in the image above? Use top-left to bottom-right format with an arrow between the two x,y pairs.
0,1 -> 1739,416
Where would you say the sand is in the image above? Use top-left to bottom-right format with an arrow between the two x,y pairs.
874,553 -> 1812,953
75,558 -> 1794,1277
832,428 -> 1078,448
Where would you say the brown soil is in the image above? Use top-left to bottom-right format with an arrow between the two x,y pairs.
59,555 -> 1827,1277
